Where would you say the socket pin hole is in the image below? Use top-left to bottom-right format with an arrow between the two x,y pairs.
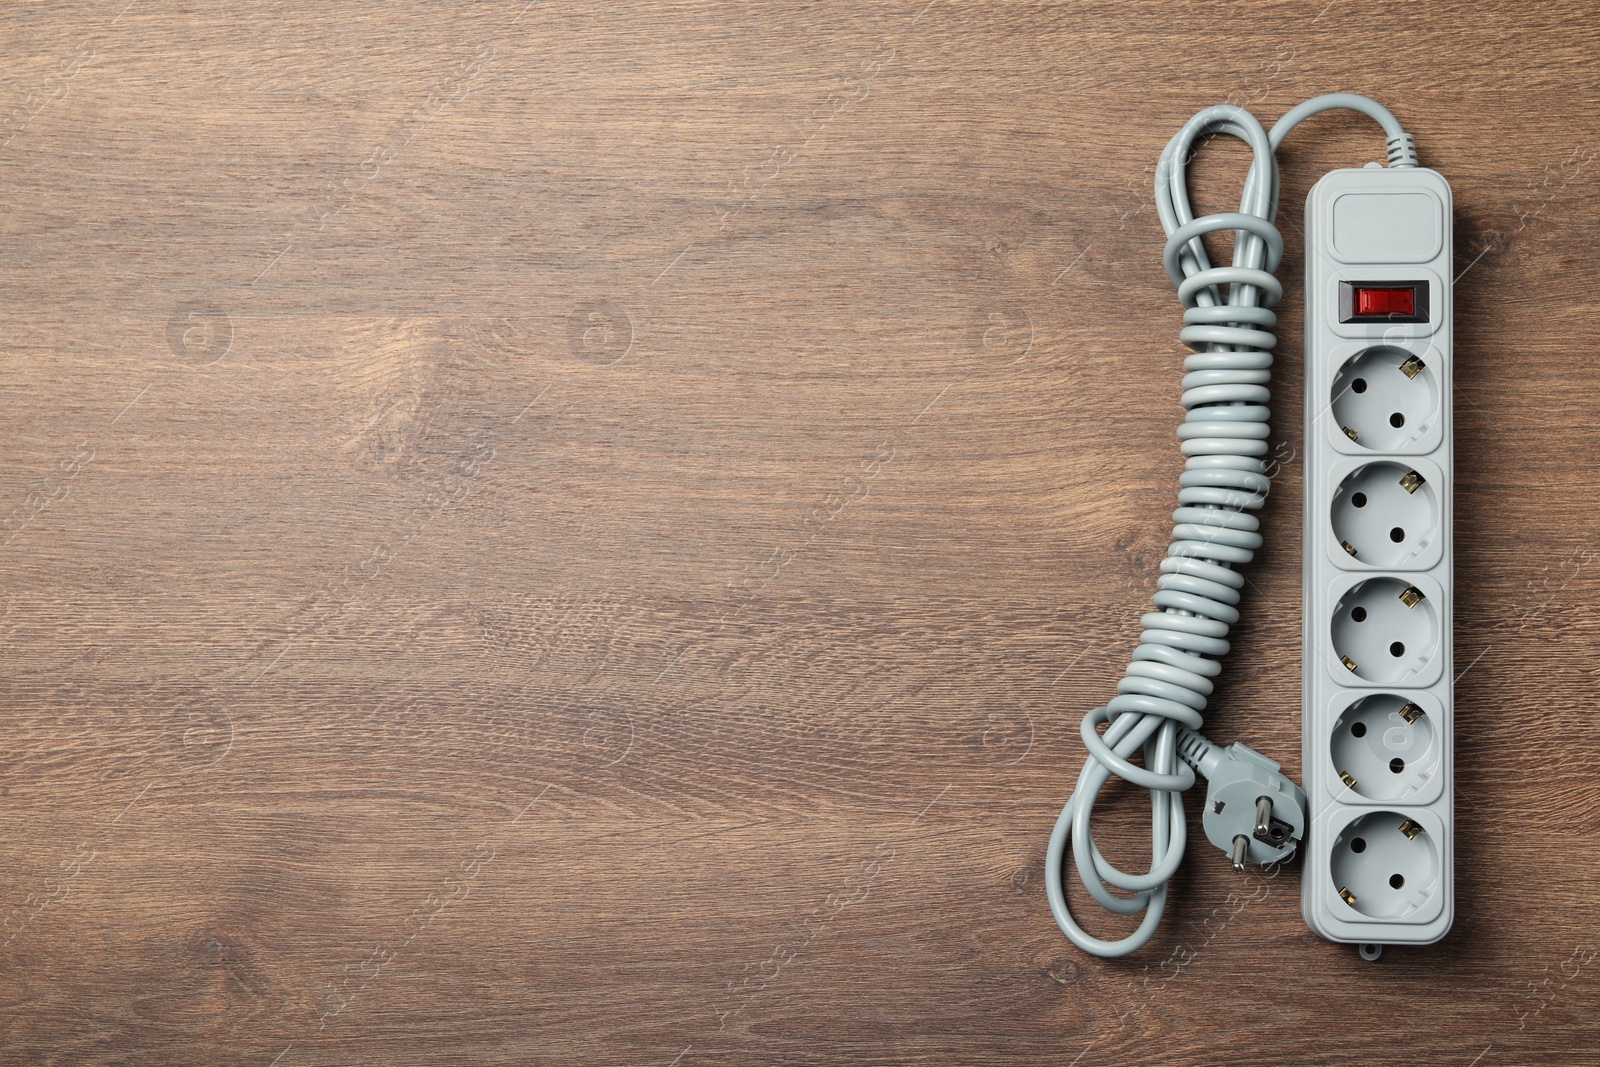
1352,492 -> 1368,508
1389,757 -> 1405,773
1390,527 -> 1405,542
1351,606 -> 1368,622
1350,721 -> 1367,738
1351,837 -> 1367,853
1352,378 -> 1368,393
1390,873 -> 1405,889
1389,641 -> 1405,657
1390,412 -> 1405,428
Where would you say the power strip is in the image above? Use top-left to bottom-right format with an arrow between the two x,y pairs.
1044,94 -> 1453,960
1301,165 -> 1453,957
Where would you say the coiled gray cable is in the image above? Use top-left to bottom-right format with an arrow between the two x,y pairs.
1044,94 -> 1415,958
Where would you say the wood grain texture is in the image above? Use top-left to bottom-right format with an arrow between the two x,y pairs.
1,1 -> 1598,1063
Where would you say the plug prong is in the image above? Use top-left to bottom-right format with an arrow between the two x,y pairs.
1253,796 -> 1274,838
1230,834 -> 1249,873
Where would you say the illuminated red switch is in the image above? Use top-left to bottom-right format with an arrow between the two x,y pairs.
1354,286 -> 1416,318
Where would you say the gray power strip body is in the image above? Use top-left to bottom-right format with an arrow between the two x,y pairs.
1301,164 -> 1454,948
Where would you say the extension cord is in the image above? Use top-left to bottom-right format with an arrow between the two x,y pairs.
1044,94 -> 1452,959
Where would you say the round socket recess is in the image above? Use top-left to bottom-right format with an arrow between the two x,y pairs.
1330,810 -> 1440,920
1331,346 -> 1438,451
1331,577 -> 1438,684
1331,694 -> 1439,801
1331,462 -> 1440,567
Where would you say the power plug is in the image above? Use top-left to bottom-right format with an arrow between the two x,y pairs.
1181,735 -> 1307,871
1302,164 -> 1454,956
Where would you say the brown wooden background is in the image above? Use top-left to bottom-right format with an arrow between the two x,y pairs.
1,2 -> 1597,1064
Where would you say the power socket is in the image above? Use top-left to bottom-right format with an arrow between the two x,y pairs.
1301,164 -> 1454,954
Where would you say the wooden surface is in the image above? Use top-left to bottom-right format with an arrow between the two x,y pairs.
2,2 -> 1597,1064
